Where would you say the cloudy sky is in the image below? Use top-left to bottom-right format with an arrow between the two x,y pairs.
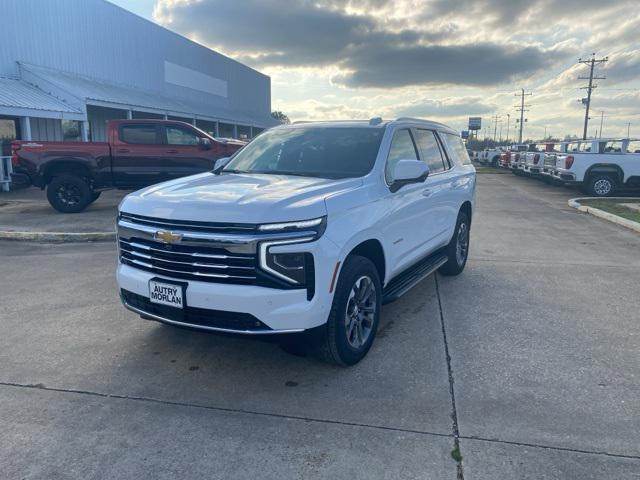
111,0 -> 640,140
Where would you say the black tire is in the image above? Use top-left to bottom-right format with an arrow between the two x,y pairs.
439,210 -> 470,276
46,174 -> 92,213
586,174 -> 617,197
313,255 -> 381,366
89,191 -> 101,203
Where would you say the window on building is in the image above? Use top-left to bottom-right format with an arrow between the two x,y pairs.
0,117 -> 18,156
120,124 -> 158,144
62,120 -> 81,141
414,129 -> 447,172
166,126 -> 199,145
218,123 -> 235,138
385,129 -> 418,183
237,125 -> 251,140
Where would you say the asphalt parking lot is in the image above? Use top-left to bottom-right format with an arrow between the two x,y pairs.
1,173 -> 639,479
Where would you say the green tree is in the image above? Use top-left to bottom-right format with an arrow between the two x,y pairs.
271,111 -> 291,124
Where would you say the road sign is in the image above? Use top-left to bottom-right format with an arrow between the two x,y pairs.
468,117 -> 482,130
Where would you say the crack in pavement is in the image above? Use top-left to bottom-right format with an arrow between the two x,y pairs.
435,274 -> 465,480
2,381 -> 639,461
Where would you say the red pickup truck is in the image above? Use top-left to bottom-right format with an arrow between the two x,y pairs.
11,119 -> 246,213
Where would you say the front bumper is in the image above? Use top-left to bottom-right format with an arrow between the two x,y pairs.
118,263 -> 332,333
115,217 -> 340,334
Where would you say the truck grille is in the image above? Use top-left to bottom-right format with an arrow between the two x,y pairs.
119,237 -> 257,285
119,212 -> 257,235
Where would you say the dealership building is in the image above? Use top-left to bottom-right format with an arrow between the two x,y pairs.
0,0 -> 276,153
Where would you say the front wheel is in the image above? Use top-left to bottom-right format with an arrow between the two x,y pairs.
314,255 -> 381,366
46,174 -> 92,213
439,210 -> 470,276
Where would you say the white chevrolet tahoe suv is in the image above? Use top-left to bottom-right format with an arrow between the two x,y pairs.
116,118 -> 476,365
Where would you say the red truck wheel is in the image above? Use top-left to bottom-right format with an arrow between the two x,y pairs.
46,174 -> 93,213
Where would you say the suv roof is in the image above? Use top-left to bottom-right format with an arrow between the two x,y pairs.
284,118 -> 458,135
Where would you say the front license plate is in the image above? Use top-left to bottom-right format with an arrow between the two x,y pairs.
149,279 -> 185,309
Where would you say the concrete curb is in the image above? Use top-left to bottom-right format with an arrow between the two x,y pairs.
0,230 -> 116,242
568,197 -> 640,234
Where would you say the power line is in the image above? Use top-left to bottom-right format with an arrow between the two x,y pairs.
514,88 -> 532,143
578,53 -> 608,140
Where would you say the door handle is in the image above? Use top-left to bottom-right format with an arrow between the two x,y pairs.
422,188 -> 433,197
166,149 -> 179,154
116,148 -> 130,153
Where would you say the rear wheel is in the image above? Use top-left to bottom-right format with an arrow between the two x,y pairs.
314,255 -> 381,366
439,210 -> 470,276
46,174 -> 92,213
586,174 -> 616,197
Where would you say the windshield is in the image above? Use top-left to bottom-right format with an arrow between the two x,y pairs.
222,126 -> 385,179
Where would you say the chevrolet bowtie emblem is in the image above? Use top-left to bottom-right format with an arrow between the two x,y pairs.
154,230 -> 183,244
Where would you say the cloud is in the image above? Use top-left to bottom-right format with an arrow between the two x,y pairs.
332,43 -> 563,88
153,0 -> 640,137
393,96 -> 496,118
154,0 -> 570,88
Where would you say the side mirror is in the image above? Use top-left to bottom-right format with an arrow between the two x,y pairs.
213,156 -> 231,173
199,137 -> 212,150
390,159 -> 429,192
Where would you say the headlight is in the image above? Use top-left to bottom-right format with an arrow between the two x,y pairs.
259,237 -> 315,285
258,217 -> 326,235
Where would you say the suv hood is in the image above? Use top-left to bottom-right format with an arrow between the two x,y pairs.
120,172 -> 362,224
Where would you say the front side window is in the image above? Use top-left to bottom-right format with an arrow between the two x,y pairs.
414,129 -> 447,172
385,129 -> 419,183
166,126 -> 199,146
223,126 -> 385,179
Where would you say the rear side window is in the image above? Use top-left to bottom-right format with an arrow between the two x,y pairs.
120,124 -> 158,144
385,129 -> 418,183
440,132 -> 471,166
414,129 -> 447,173
166,126 -> 199,146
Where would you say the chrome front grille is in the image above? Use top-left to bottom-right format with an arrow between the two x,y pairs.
119,212 -> 257,235
119,237 -> 257,284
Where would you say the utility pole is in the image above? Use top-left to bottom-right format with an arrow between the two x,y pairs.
578,53 -> 608,140
627,122 -> 631,138
506,113 -> 510,144
544,126 -> 547,140
514,88 -> 532,143
498,119 -> 503,143
492,114 -> 500,143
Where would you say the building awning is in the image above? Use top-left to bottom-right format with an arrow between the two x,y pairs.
0,76 -> 85,120
19,63 -> 275,128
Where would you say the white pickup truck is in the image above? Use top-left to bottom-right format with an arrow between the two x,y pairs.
540,142 -> 569,181
480,147 -> 503,166
552,138 -> 640,196
523,143 -> 555,175
116,118 -> 476,365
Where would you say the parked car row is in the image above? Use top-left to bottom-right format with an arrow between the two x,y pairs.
475,138 -> 640,197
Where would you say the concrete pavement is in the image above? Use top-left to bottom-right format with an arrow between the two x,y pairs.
1,173 -> 639,478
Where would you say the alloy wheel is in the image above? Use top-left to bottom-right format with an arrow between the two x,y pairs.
593,179 -> 612,196
57,183 -> 82,206
456,222 -> 469,266
344,275 -> 377,349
